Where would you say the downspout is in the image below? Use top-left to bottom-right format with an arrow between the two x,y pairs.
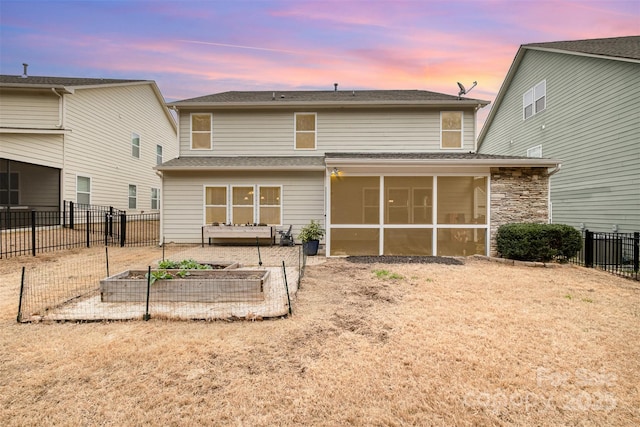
156,170 -> 164,246
547,163 -> 561,224
51,88 -> 65,210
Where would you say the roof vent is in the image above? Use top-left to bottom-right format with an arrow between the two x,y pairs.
272,92 -> 275,100
334,83 -> 338,91
21,63 -> 29,78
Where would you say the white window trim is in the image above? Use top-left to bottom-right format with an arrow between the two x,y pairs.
231,185 -> 256,225
151,188 -> 160,210
75,174 -> 91,205
294,112 -> 317,150
190,113 -> 213,150
258,185 -> 283,225
131,132 -> 140,158
523,79 -> 546,120
203,185 -> 228,225
156,145 -> 163,165
440,111 -> 464,150
128,184 -> 137,210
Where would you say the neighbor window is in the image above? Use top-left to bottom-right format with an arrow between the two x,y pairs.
131,133 -> 140,158
523,80 -> 546,119
76,176 -> 91,205
527,145 -> 543,158
0,172 -> 19,205
205,186 -> 227,224
191,113 -> 212,150
156,145 -> 163,165
258,186 -> 281,225
128,184 -> 137,209
151,188 -> 160,210
295,112 -> 316,149
441,111 -> 463,149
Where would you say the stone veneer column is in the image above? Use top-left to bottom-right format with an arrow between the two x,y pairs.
489,167 -> 550,256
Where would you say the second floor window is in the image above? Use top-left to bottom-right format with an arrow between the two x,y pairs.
156,145 -> 163,165
131,133 -> 140,158
191,113 -> 212,150
523,80 -> 546,119
295,112 -> 316,149
441,111 -> 463,149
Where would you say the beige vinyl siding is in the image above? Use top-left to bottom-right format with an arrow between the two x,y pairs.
479,49 -> 640,232
162,170 -> 325,243
0,133 -> 64,168
178,108 -> 477,156
62,84 -> 177,211
0,89 -> 60,128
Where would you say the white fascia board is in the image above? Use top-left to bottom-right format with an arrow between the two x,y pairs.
156,165 -> 326,172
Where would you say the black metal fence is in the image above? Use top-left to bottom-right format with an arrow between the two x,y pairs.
571,230 -> 639,281
0,201 -> 159,258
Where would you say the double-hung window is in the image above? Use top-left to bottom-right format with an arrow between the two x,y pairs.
205,186 -> 227,224
191,113 -> 212,150
295,113 -> 316,149
204,185 -> 282,225
441,111 -> 463,149
523,80 -> 546,119
131,133 -> 140,158
128,185 -> 137,209
156,145 -> 163,165
259,186 -> 281,225
151,188 -> 160,210
76,176 -> 91,205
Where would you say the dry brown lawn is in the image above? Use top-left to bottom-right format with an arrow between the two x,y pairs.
0,247 -> 638,426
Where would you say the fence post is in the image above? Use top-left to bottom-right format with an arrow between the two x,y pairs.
31,210 -> 37,256
69,201 -> 75,230
17,266 -> 25,322
144,266 -> 151,321
120,213 -> 127,247
584,230 -> 594,268
109,206 -> 114,237
63,201 -> 67,228
86,210 -> 90,248
282,261 -> 292,315
104,213 -> 109,246
634,232 -> 639,273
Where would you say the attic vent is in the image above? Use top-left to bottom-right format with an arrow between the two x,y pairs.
527,145 -> 543,158
21,63 -> 28,78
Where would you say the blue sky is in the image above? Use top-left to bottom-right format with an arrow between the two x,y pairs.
1,0 -> 638,114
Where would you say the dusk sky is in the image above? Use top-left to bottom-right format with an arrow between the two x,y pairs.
1,0 -> 638,127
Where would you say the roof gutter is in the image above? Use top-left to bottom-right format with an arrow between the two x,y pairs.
167,100 -> 490,110
325,157 -> 561,168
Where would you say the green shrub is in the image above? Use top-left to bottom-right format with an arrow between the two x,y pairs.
496,223 -> 582,262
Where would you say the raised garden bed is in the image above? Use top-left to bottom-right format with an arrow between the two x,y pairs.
100,268 -> 269,303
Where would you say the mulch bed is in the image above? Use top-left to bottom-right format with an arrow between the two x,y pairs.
345,256 -> 464,265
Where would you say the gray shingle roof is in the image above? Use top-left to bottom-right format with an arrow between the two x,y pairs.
169,89 -> 489,107
157,156 -> 327,171
0,75 -> 148,87
157,153 -> 559,171
524,36 -> 640,61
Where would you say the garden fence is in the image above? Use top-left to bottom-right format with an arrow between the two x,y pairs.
16,243 -> 308,323
570,230 -> 639,281
0,201 -> 159,258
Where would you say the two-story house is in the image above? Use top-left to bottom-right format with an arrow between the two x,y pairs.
0,69 -> 177,218
478,36 -> 640,234
159,88 -> 560,257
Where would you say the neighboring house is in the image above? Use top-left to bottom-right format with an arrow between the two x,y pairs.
159,88 -> 560,257
478,36 -> 640,233
0,68 -> 177,217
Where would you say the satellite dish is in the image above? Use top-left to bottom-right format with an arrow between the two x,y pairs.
457,81 -> 477,97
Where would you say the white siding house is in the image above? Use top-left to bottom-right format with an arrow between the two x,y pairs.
160,89 -> 560,256
0,72 -> 178,215
478,36 -> 640,233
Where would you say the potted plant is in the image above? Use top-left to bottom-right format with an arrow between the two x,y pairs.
298,220 -> 325,256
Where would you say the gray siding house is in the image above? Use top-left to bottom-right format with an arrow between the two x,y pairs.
0,71 -> 177,215
478,36 -> 640,233
159,88 -> 561,257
